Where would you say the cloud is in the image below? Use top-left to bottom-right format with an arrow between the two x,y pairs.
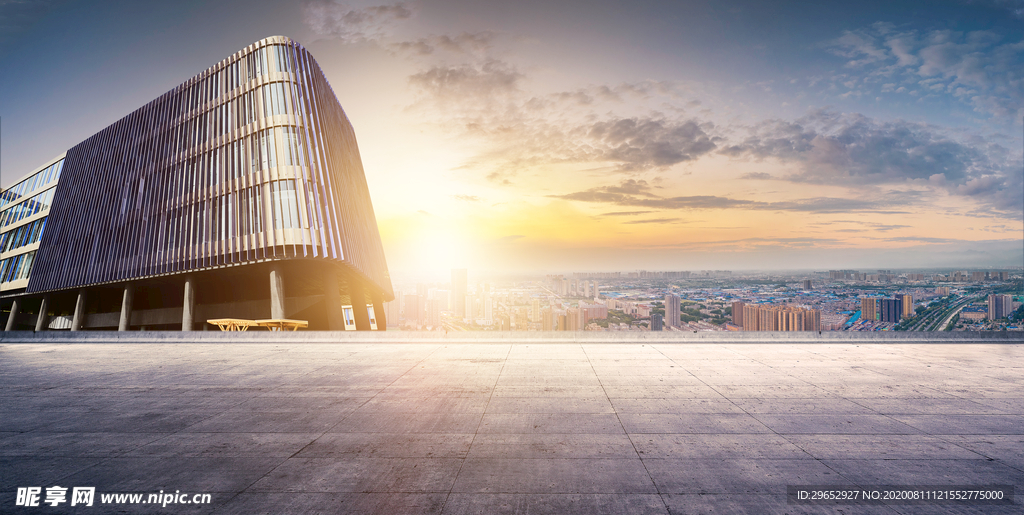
586,118 -> 718,170
391,32 -> 496,56
739,172 -> 775,180
302,1 -> 411,43
598,211 -> 655,216
827,24 -> 1024,119
409,59 -> 523,101
722,109 -> 1022,215
550,180 -> 912,214
452,194 -> 481,201
622,218 -> 683,225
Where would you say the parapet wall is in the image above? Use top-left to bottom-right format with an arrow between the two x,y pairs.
1,330 -> 1021,344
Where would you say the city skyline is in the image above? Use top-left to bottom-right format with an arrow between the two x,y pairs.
2,0 -> 1022,275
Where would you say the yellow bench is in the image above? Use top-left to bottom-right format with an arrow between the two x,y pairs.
254,319 -> 308,331
207,318 -> 259,331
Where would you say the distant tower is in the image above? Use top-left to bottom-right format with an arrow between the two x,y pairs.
665,294 -> 681,328
802,279 -> 812,290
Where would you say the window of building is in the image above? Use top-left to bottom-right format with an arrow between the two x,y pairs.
270,180 -> 300,230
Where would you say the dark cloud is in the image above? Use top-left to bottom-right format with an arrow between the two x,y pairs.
586,118 -> 717,171
551,180 -> 912,214
409,59 -> 523,101
739,172 -> 775,180
303,1 -> 412,43
391,31 -> 495,56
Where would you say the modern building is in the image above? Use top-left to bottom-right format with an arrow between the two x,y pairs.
988,294 -> 1013,320
899,294 -> 914,317
650,313 -> 664,331
1,36 -> 393,331
740,303 -> 820,332
665,294 -> 681,328
880,298 -> 902,323
861,297 -> 878,321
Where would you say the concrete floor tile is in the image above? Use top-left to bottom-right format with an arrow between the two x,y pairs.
249,457 -> 462,493
603,385 -> 726,399
620,413 -> 771,434
441,493 -> 668,514
611,398 -> 747,414
752,415 -> 923,435
891,415 -> 1024,435
213,492 -> 446,515
467,434 -> 638,459
491,386 -> 607,397
478,413 -> 625,434
126,432 -> 319,457
452,458 -> 657,494
632,434 -> 809,459
184,410 -> 350,433
296,432 -> 474,458
485,397 -> 615,414
660,493 -> 899,515
0,456 -> 104,486
58,456 -> 285,493
820,458 -> 1024,486
850,398 -> 1009,415
0,432 -> 165,457
731,398 -> 876,415
645,459 -> 848,494
329,412 -> 482,433
355,396 -> 490,413
783,435 -> 985,460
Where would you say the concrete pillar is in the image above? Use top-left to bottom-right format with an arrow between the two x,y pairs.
370,290 -> 386,331
118,283 -> 135,331
5,299 -> 21,331
324,268 -> 345,330
35,295 -> 49,332
71,289 -> 87,331
349,278 -> 371,331
182,276 -> 195,331
269,264 -> 285,319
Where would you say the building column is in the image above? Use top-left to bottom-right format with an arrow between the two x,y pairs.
35,295 -> 49,332
118,283 -> 135,331
269,264 -> 285,319
370,290 -> 386,331
349,278 -> 371,331
324,268 -> 345,330
71,289 -> 87,331
5,299 -> 21,331
182,276 -> 195,331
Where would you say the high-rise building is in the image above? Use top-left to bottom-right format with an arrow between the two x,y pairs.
650,313 -> 664,331
861,297 -> 878,321
531,298 -> 541,322
740,303 -> 819,331
802,279 -> 812,290
426,298 -> 441,328
0,36 -> 393,331
880,298 -> 902,323
936,287 -> 950,296
665,294 -> 681,328
731,301 -> 744,326
988,294 -> 1013,320
451,269 -> 467,319
899,294 -> 914,317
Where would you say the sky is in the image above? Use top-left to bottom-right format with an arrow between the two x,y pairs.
0,0 -> 1022,279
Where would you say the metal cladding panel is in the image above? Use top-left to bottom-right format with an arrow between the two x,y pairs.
26,36 -> 394,300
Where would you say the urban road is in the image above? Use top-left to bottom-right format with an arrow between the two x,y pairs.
1,331 -> 1022,514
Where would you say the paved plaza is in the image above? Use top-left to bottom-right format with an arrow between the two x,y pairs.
1,333 -> 1022,514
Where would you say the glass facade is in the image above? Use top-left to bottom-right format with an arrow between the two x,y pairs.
0,157 -> 64,288
24,36 -> 393,301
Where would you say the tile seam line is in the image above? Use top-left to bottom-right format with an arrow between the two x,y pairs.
647,342 -> 889,506
438,342 -> 512,513
215,342 -> 448,510
580,342 -> 672,514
